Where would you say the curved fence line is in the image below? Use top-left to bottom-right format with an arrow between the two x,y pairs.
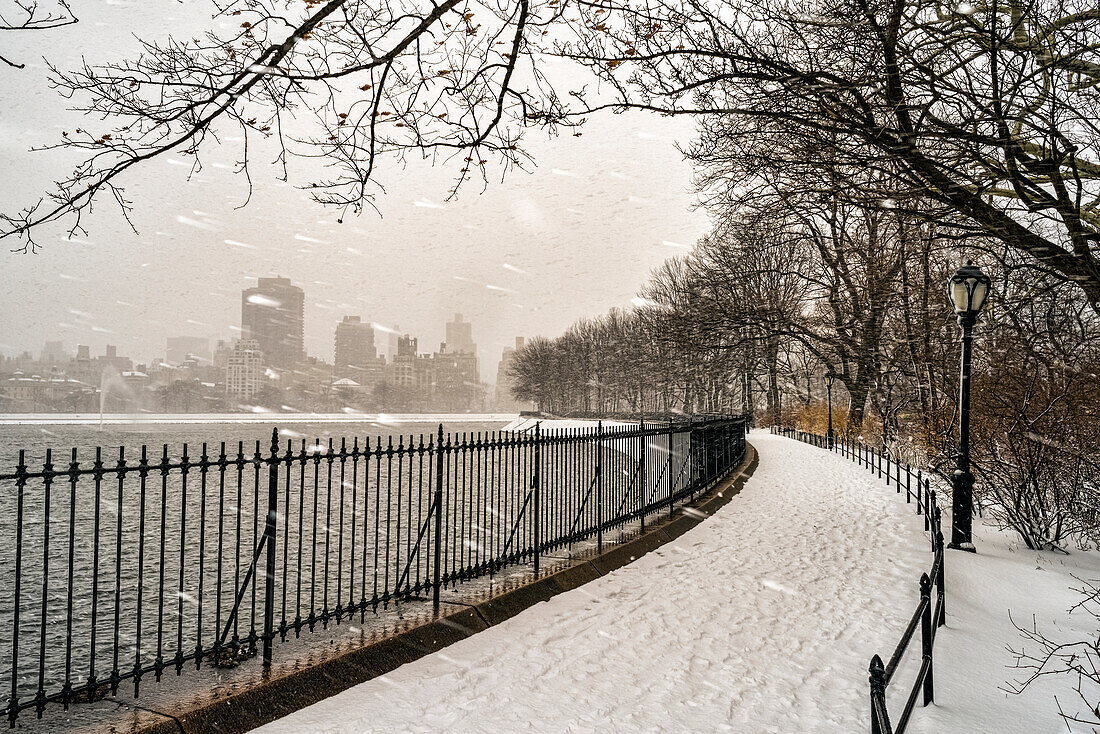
0,415 -> 748,726
773,427 -> 946,734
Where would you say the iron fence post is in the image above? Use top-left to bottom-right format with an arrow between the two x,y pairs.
262,428 -> 279,667
533,422 -> 541,576
920,573 -> 934,705
668,421 -> 675,517
869,654 -> 889,734
432,424 -> 444,610
918,469 -> 925,522
935,523 -> 946,627
8,451 -> 26,727
639,417 -> 646,533
596,421 -> 603,551
688,417 -> 696,498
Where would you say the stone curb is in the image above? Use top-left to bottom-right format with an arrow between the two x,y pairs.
137,443 -> 759,734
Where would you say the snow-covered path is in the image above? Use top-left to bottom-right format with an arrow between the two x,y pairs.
257,434 -> 934,733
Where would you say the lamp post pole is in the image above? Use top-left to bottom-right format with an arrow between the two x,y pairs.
950,311 -> 977,551
825,374 -> 835,450
947,261 -> 991,552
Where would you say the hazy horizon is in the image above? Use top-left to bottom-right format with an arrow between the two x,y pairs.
0,0 -> 711,384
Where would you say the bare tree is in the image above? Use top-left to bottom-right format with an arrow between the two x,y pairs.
4,0 -> 1100,316
0,0 -> 77,69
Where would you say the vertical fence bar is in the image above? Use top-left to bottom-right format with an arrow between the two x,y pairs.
533,423 -> 541,576
175,445 -> 189,675
132,447 -> 147,694
88,447 -> 103,694
918,469 -> 925,522
432,425 -> 444,610
638,418 -> 646,533
935,519 -> 946,627
8,450 -> 26,726
111,447 -> 124,696
263,428 -> 279,666
596,422 -> 603,551
34,449 -> 53,717
920,573 -> 934,705
155,445 -> 168,680
197,444 -> 209,662
668,421 -> 675,517
63,449 -> 78,707
869,655 -> 888,734
336,438 -> 347,617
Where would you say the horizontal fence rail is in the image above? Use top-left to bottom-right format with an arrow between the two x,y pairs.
0,415 -> 748,725
772,427 -> 945,734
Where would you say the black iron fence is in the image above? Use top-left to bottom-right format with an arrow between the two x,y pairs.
0,415 -> 748,725
773,427 -> 946,734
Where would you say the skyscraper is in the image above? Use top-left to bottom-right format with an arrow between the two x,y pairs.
334,316 -> 379,379
495,337 -> 528,409
241,277 -> 305,370
444,313 -> 476,354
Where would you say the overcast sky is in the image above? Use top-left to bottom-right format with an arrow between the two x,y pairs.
0,0 -> 712,382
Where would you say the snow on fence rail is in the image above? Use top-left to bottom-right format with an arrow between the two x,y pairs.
773,426 -> 946,734
0,415 -> 748,726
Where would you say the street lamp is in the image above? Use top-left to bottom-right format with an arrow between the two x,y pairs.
823,372 -> 835,449
947,260 -> 991,551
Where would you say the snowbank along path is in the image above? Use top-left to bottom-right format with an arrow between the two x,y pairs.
256,433 -> 936,733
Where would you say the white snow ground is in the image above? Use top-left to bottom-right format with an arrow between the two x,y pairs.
256,433 -> 1100,733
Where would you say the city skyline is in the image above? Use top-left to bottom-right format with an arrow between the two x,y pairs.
4,292 -> 515,386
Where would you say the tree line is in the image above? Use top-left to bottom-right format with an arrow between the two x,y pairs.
508,123 -> 1099,560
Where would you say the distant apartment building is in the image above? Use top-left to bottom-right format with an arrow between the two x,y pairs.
495,337 -> 528,408
334,316 -> 386,384
166,336 -> 211,366
392,335 -> 426,388
445,313 -> 476,354
101,345 -> 133,372
434,343 -> 481,412
226,339 -> 265,399
242,277 -> 305,370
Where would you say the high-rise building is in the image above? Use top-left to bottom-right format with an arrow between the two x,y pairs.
166,336 -> 211,366
40,341 -> 66,364
334,316 -> 376,375
495,337 -> 529,409
241,276 -> 305,370
226,339 -> 265,399
444,313 -> 476,354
